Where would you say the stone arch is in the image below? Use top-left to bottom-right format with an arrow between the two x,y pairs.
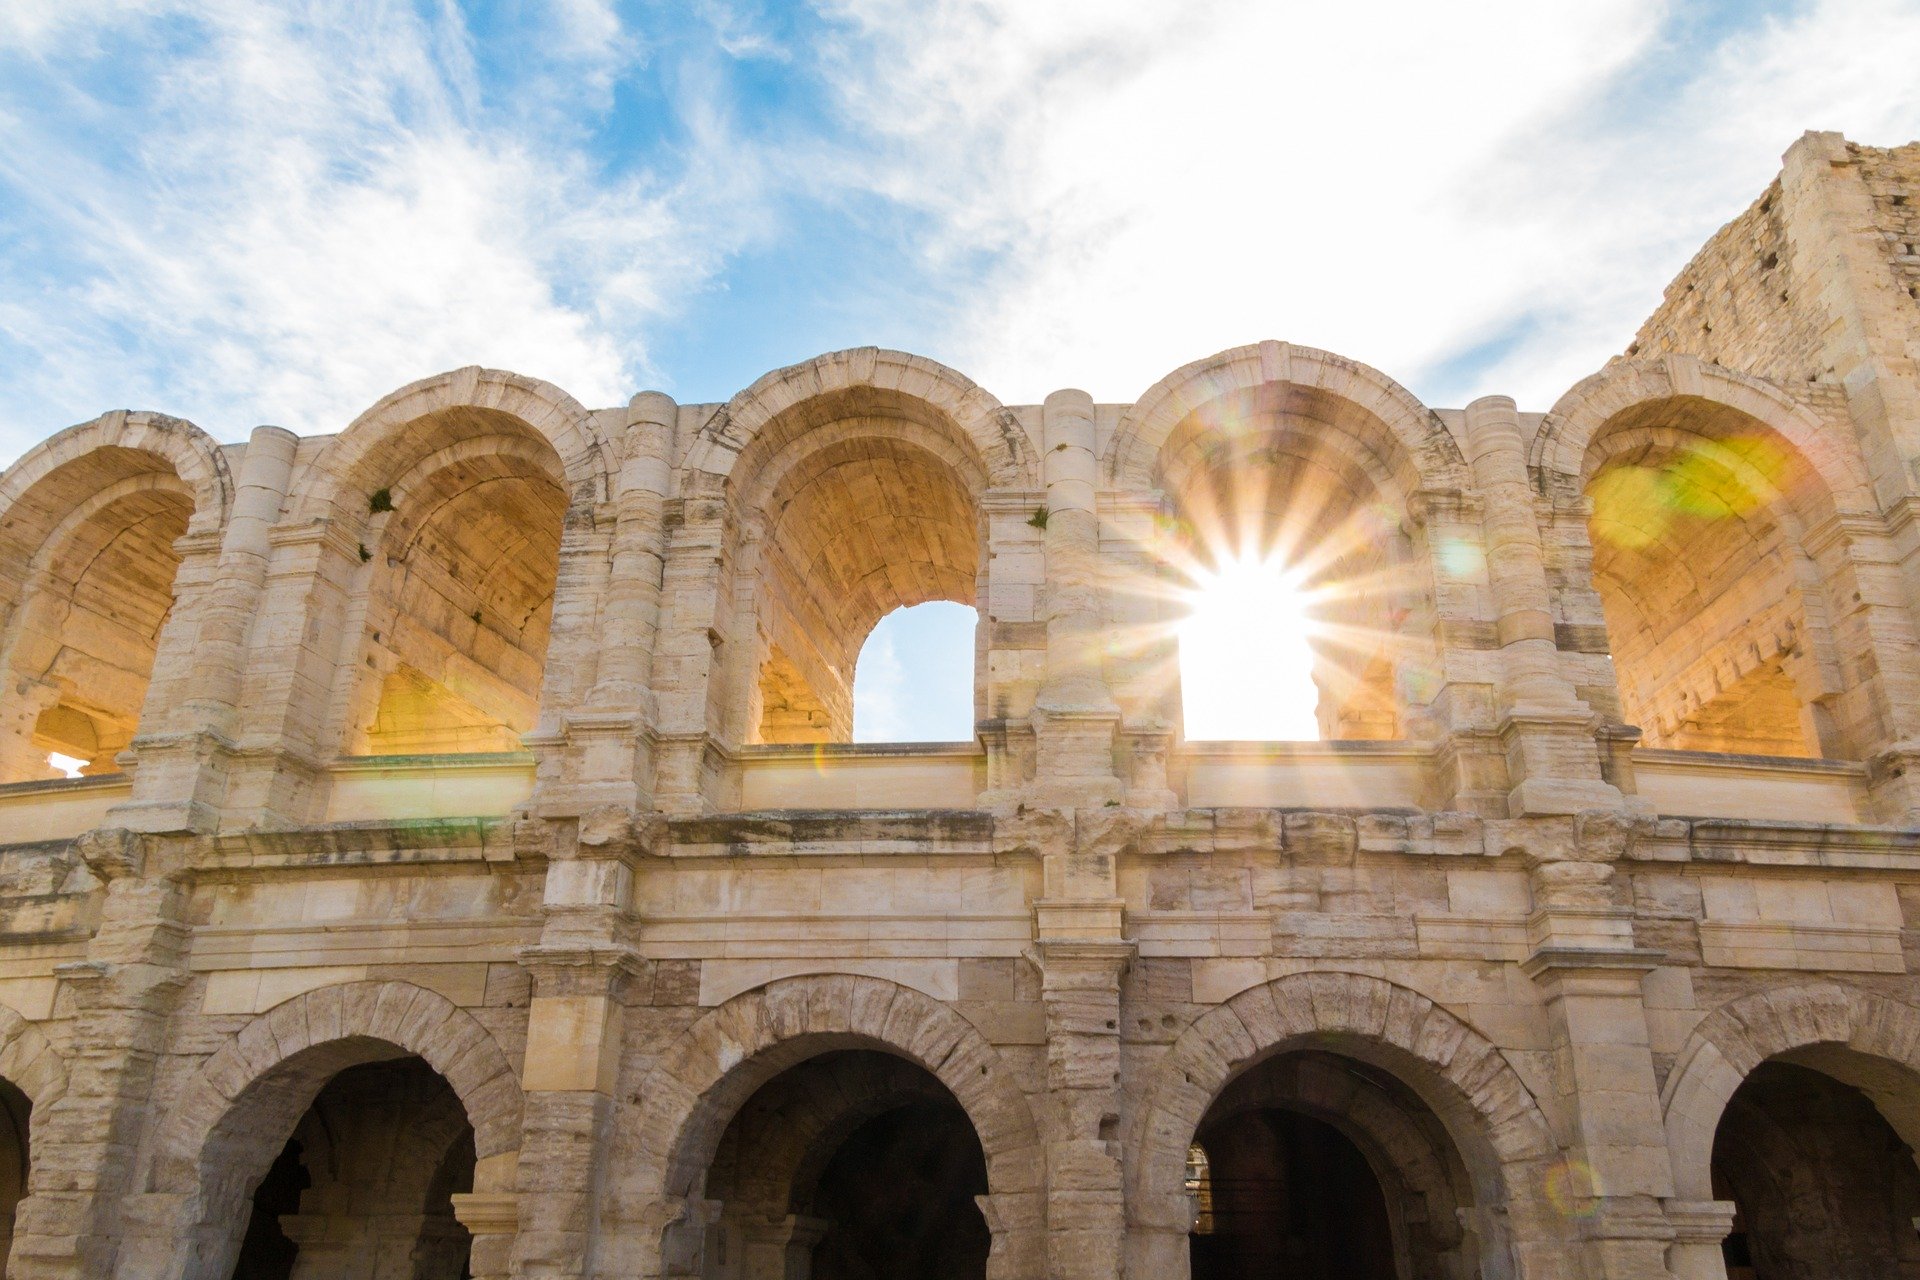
1533,355 -> 1875,512
1108,343 -> 1461,744
0,413 -> 231,780
289,371 -> 593,758
152,980 -> 522,1193
690,352 -> 1024,746
1127,971 -> 1562,1278
628,973 -> 1044,1279
682,347 -> 1035,491
290,366 -> 612,522
1106,340 -> 1469,492
1535,355 -> 1893,758
0,411 -> 232,556
118,982 -> 521,1279
0,1007 -> 68,1119
1661,981 -> 1920,1202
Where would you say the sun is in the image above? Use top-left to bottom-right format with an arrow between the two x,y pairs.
1177,552 -> 1320,740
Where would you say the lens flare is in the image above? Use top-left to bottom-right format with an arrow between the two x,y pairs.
1177,552 -> 1321,740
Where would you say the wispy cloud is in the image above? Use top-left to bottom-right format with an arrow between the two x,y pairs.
2,0 -> 1917,467
813,0 -> 1920,408
0,0 -> 768,450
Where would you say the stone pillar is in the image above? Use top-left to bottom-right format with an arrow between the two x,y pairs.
0,676 -> 61,783
509,808 -> 647,1279
1032,390 -> 1121,806
1663,1200 -> 1736,1280
452,1192 -> 520,1280
535,393 -> 678,816
977,492 -> 1049,807
1410,488 -> 1508,815
114,425 -> 298,832
1518,811 -> 1676,1280
1100,494 -> 1178,808
8,829 -> 190,1280
650,479 -> 730,815
1462,396 -> 1620,816
1022,806 -> 1136,1280
220,514 -> 370,826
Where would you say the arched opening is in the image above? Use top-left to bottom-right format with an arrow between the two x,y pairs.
0,447 -> 199,782
687,1049 -> 989,1279
0,1077 -> 30,1278
1582,399 -> 1843,758
225,1055 -> 476,1280
1709,1053 -> 1920,1279
732,391 -> 985,746
1150,384 -> 1437,743
1187,1049 -> 1483,1280
851,601 -> 979,742
337,416 -> 568,756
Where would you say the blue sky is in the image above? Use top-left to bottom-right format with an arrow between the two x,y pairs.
6,0 -> 1920,458
4,0 -> 1920,738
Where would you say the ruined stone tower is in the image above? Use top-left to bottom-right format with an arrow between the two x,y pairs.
0,129 -> 1917,1279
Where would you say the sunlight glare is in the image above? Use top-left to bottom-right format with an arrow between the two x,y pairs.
1178,554 -> 1320,740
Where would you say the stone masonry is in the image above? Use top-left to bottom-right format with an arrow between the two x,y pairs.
0,130 -> 1917,1278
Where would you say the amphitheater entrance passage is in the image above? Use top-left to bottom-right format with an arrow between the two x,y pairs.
695,1050 -> 990,1280
224,1055 -> 476,1280
1187,1050 -> 1481,1280
1710,1053 -> 1920,1279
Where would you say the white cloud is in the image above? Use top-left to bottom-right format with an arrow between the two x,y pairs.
0,0 -> 763,451
819,0 -> 1920,410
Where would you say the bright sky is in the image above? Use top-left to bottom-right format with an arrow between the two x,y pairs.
5,0 -> 1920,741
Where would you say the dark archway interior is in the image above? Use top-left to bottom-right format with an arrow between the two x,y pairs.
1189,1108 -> 1395,1280
1712,1060 -> 1920,1280
1186,1048 -> 1483,1280
810,1100 -> 990,1280
0,1076 -> 29,1280
702,1048 -> 989,1280
229,1056 -> 475,1280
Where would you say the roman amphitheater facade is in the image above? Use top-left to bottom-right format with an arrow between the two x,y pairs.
0,130 -> 1916,1279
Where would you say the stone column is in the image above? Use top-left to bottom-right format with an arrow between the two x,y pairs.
1518,811 -> 1676,1280
1663,1200 -> 1737,1280
534,394 -> 678,817
649,479 -> 730,815
1031,390 -> 1121,807
1462,396 -> 1620,816
8,829 -> 191,1280
509,808 -> 647,1279
220,512 -> 370,826
114,425 -> 298,832
1409,488 -> 1509,815
452,1192 -> 520,1280
1021,806 -> 1136,1280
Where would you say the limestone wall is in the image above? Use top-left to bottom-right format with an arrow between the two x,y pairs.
0,131 -> 1917,1280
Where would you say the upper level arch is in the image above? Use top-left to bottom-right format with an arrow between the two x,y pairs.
1537,356 -> 1890,758
680,348 -> 1036,494
291,371 -> 599,757
289,366 -> 612,524
0,413 -> 233,780
1109,344 -> 1464,743
691,352 -> 1027,746
1533,355 -> 1874,510
1106,341 -> 1469,495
